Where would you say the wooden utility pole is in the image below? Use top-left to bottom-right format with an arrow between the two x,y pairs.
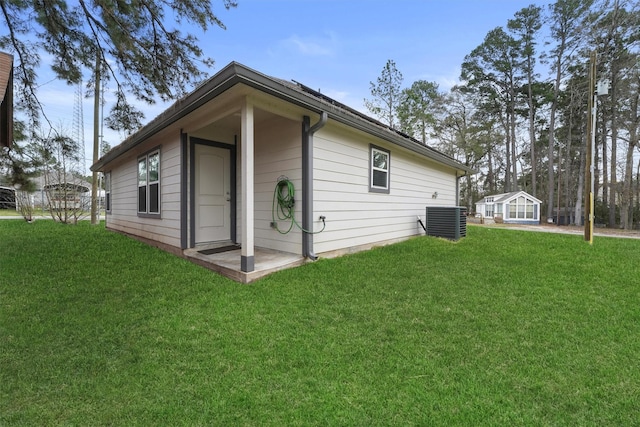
91,55 -> 101,225
584,51 -> 596,243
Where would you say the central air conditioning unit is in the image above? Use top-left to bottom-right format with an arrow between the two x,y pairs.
424,206 -> 467,240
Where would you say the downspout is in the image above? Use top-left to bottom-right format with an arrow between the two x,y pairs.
455,172 -> 461,206
302,112 -> 328,260
456,170 -> 467,207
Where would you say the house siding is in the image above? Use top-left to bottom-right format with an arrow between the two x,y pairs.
253,115 -> 303,254
107,133 -> 182,248
104,116 -> 460,256
312,123 -> 457,254
0,51 -> 13,148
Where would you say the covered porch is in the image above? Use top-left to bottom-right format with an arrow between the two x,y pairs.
183,243 -> 307,283
182,84 -> 324,278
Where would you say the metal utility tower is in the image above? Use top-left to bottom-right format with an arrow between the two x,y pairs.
72,82 -> 86,172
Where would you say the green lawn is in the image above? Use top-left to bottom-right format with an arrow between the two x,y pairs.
1,220 -> 639,426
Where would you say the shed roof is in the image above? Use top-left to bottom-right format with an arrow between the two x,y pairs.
496,191 -> 541,204
91,62 -> 474,175
494,192 -> 521,203
477,191 -> 542,205
33,173 -> 91,192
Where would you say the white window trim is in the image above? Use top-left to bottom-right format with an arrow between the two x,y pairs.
137,148 -> 161,218
369,144 -> 390,194
507,196 -> 537,220
105,171 -> 111,213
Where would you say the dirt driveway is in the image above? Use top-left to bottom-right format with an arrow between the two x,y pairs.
474,221 -> 640,240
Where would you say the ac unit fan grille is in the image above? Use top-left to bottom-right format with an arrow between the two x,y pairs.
425,206 -> 467,240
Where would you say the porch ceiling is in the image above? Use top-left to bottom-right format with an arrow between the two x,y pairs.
183,82 -> 312,138
193,105 -> 278,136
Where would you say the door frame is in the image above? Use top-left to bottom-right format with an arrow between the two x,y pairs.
189,136 -> 237,247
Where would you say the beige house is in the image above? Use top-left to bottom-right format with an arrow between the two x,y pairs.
91,62 -> 472,282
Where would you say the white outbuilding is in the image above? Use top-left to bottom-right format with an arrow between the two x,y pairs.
475,191 -> 541,224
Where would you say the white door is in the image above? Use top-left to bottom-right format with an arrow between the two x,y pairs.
195,144 -> 231,244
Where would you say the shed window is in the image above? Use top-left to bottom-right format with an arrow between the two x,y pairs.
138,149 -> 160,217
508,196 -> 537,220
369,145 -> 390,193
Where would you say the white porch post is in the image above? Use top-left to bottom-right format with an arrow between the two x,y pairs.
241,98 -> 255,272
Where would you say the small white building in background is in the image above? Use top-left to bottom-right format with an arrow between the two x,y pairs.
15,174 -> 93,210
475,191 -> 541,224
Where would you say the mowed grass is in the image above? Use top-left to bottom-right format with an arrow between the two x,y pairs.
1,220 -> 639,426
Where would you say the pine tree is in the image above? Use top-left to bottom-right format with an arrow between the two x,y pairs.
0,0 -> 237,134
364,60 -> 404,128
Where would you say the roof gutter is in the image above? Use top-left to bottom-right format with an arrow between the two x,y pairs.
91,64 -> 242,171
92,63 -> 474,176
302,111 -> 328,260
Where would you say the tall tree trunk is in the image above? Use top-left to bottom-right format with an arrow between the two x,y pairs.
546,85 -> 559,219
608,72 -> 618,227
510,95 -> 518,191
91,56 -> 101,225
527,60 -> 537,197
487,150 -> 495,193
622,86 -> 639,229
600,113 -> 607,221
502,115 -> 511,192
546,129 -> 555,220
557,142 -> 563,224
621,140 -> 634,229
564,101 -> 574,225
636,161 -> 640,228
546,50 -> 563,220
575,134 -> 586,225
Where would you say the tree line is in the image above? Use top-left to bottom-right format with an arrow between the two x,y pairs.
2,0 -> 638,227
365,0 -> 640,229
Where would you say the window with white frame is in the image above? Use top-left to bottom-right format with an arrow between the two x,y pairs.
105,171 -> 111,213
138,149 -> 160,216
507,196 -> 537,220
369,145 -> 390,193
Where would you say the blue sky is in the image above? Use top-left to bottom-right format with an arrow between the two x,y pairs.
33,0 -> 550,172
204,0 -> 549,107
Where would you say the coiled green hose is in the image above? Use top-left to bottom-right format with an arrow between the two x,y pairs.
272,178 -> 326,235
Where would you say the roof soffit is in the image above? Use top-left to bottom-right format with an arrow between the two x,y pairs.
0,52 -> 12,100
